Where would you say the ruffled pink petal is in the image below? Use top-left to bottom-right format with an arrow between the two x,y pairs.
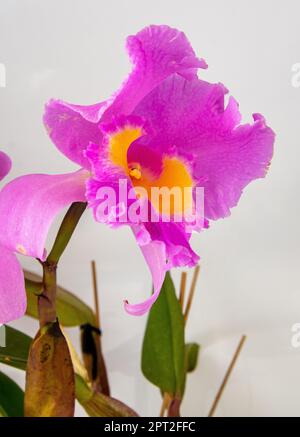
0,170 -> 88,260
133,74 -> 275,220
85,116 -> 149,225
195,113 -> 275,219
0,247 -> 26,324
144,222 -> 199,268
102,24 -> 206,120
43,25 -> 206,167
124,226 -> 167,316
124,222 -> 198,316
86,142 -> 134,225
0,151 -> 12,181
43,100 -> 106,168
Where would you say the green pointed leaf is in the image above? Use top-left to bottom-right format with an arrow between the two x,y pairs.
0,405 -> 8,417
24,270 -> 96,327
0,326 -> 32,370
0,371 -> 24,416
185,343 -> 200,373
75,375 -> 138,417
141,272 -> 186,397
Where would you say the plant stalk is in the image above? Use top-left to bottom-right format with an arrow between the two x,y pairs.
37,202 -> 87,327
184,265 -> 200,324
208,335 -> 247,417
38,261 -> 57,327
47,202 -> 87,264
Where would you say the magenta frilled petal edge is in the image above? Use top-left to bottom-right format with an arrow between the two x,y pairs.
124,225 -> 167,316
0,151 -> 12,181
103,24 -> 206,119
124,222 -> 199,315
85,141 -> 135,225
0,247 -> 26,324
0,170 -> 88,260
132,74 -> 275,219
43,25 -> 206,167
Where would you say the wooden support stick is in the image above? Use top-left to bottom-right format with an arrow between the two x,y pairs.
208,335 -> 247,417
179,271 -> 187,309
184,265 -> 200,324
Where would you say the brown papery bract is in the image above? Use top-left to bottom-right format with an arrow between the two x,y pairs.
24,321 -> 75,417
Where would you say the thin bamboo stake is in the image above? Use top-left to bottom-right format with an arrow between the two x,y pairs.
184,265 -> 200,323
91,260 -> 100,329
179,271 -> 187,309
90,260 -> 110,396
160,393 -> 172,417
208,335 -> 247,417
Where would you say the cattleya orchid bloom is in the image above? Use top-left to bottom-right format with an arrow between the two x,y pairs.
0,152 -> 26,324
0,25 -> 275,322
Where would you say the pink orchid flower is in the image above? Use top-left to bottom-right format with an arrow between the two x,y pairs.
0,152 -> 26,324
0,25 -> 275,322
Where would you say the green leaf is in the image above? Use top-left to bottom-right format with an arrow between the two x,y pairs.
0,371 -> 24,416
24,270 -> 96,327
0,405 -> 8,417
141,271 -> 186,398
75,375 -> 138,417
0,326 -> 32,370
185,343 -> 200,373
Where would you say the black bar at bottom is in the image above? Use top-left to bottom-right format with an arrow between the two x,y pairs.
0,417 -> 295,434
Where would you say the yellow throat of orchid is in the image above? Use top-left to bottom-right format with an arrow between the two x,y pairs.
107,125 -> 193,216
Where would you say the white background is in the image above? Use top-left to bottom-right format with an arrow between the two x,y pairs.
0,0 -> 299,417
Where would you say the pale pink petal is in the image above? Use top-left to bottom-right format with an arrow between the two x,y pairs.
0,151 -> 12,181
43,100 -> 106,168
0,170 -> 88,260
124,226 -> 167,316
0,248 -> 26,324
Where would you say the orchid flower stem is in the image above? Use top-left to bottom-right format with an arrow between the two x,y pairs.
38,260 -> 57,327
47,202 -> 87,265
37,202 -> 87,327
208,335 -> 247,417
184,265 -> 200,324
91,261 -> 101,328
